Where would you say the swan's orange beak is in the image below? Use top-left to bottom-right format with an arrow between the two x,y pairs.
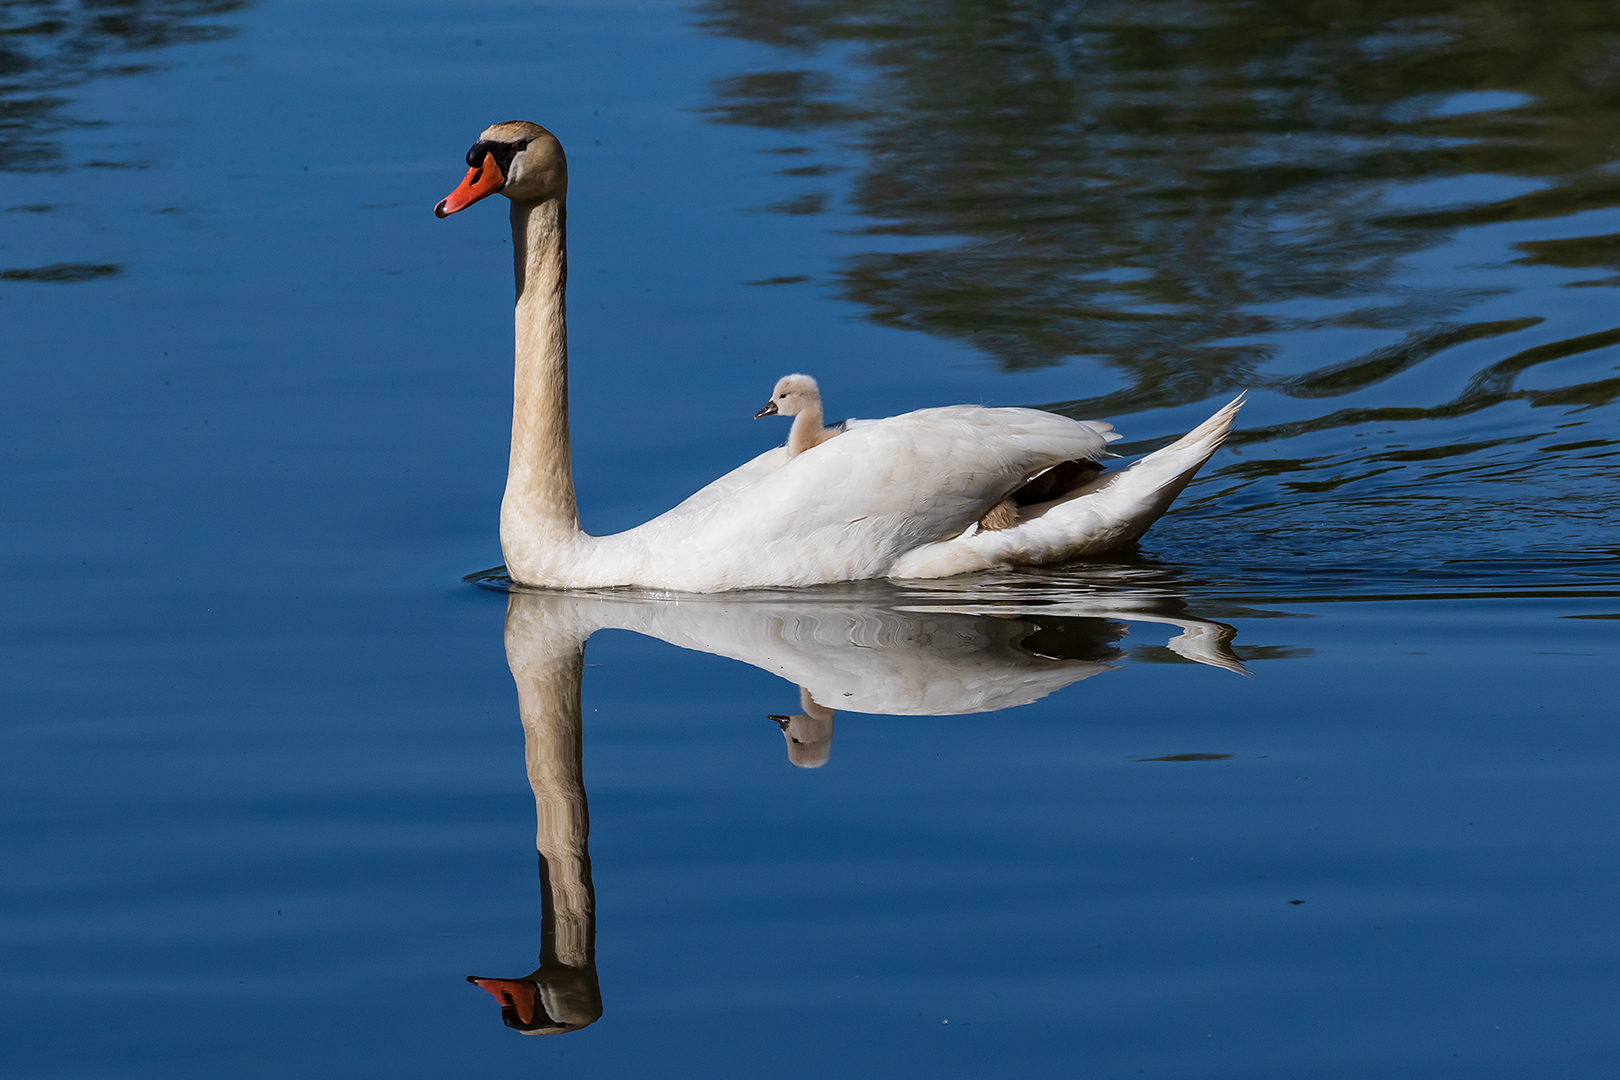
468,977 -> 537,1025
435,153 -> 505,218
754,399 -> 779,419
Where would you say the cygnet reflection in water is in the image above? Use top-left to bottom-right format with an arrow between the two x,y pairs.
469,580 -> 1247,1031
768,687 -> 837,768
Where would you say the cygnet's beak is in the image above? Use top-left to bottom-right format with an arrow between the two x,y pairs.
754,399 -> 779,419
435,153 -> 505,218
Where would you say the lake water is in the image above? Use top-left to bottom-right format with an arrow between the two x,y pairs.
3,1 -> 1618,1076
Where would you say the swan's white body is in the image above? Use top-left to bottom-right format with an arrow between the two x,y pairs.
506,404 -> 1140,591
438,122 -> 1243,593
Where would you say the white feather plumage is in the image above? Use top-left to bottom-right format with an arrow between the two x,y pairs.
436,122 -> 1243,593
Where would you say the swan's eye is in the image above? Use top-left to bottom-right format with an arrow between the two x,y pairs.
465,139 -> 531,173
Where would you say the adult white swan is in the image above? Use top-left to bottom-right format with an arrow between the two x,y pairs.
435,121 -> 1243,592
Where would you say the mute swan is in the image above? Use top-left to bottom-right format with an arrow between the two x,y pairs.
435,120 -> 1243,591
754,373 -> 846,459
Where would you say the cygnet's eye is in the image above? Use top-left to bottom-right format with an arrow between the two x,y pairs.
778,392 -> 787,399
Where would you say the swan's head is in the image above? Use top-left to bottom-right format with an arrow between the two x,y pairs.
435,121 -> 567,218
467,972 -> 602,1035
754,373 -> 821,419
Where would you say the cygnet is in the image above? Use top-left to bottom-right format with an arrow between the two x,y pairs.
754,373 -> 846,459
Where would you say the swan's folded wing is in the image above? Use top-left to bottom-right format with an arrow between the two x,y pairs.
654,407 -> 1116,580
580,406 -> 1120,590
655,445 -> 788,519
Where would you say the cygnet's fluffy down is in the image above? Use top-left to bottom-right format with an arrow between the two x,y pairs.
754,374 -> 844,459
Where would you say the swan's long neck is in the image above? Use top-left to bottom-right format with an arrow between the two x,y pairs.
503,197 -> 580,568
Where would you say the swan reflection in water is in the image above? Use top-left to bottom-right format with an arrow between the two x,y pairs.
467,575 -> 1250,1033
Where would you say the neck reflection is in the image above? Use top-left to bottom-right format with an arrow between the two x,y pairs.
467,599 -> 599,1034
471,575 -> 1247,1032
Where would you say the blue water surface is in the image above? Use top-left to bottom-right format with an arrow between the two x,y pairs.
3,1 -> 1618,1077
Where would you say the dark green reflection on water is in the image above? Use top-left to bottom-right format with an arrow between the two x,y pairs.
696,1 -> 1620,559
696,0 -> 1620,408
0,0 -> 248,173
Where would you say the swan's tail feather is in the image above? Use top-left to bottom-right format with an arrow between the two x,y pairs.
1074,391 -> 1244,545
887,394 -> 1246,579
1152,390 -> 1245,463
1165,621 -> 1252,677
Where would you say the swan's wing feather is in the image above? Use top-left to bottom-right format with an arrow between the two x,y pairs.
768,407 -> 1109,524
655,445 -> 788,519
646,407 -> 1116,575
575,404 -> 1181,591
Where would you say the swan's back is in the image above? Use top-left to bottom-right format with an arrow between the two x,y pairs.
589,405 -> 1119,590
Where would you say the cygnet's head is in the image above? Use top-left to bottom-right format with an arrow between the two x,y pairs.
754,373 -> 821,419
766,690 -> 835,769
435,121 -> 567,218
